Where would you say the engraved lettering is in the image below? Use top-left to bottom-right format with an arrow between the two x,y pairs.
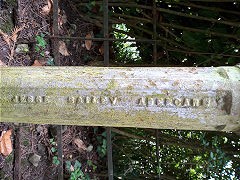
173,98 -> 183,107
165,97 -> 172,106
85,96 -> 91,103
11,90 -> 228,110
12,95 -> 47,103
203,97 -> 211,107
183,98 -> 191,107
35,96 -> 43,103
92,96 -> 98,104
192,99 -> 201,107
67,96 -> 118,106
20,95 -> 27,103
77,97 -> 84,104
109,97 -> 118,105
156,98 -> 165,107
44,96 -> 50,103
147,98 -> 154,106
27,96 -> 34,103
100,97 -> 108,104
138,97 -> 147,106
68,96 -> 75,103
12,96 -> 19,103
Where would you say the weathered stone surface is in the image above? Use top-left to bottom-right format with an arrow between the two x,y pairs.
0,66 -> 239,131
29,153 -> 41,167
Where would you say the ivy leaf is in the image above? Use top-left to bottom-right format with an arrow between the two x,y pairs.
65,161 -> 72,171
74,160 -> 82,169
52,156 -> 60,165
210,152 -> 214,159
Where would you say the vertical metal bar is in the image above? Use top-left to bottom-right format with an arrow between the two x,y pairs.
156,129 -> 161,179
107,127 -> 114,180
153,0 -> 157,65
103,0 -> 113,179
14,125 -> 22,180
103,0 -> 113,178
53,0 -> 60,65
57,125 -> 63,180
103,0 -> 109,66
53,0 -> 62,179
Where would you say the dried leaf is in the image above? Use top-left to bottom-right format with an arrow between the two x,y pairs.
73,138 -> 87,151
59,41 -> 70,56
0,130 -> 13,156
85,33 -> 93,50
41,0 -> 52,16
0,60 -> 7,66
32,60 -> 43,66
0,29 -> 10,46
99,44 -> 104,55
0,29 -> 8,37
58,11 -> 67,29
10,26 -> 24,43
70,165 -> 74,172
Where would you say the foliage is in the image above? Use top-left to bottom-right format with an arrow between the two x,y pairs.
52,156 -> 60,166
35,33 -> 47,57
113,129 -> 240,179
105,1 -> 240,66
46,57 -> 55,66
113,24 -> 142,64
50,138 -> 60,166
65,160 -> 91,180
94,127 -> 107,158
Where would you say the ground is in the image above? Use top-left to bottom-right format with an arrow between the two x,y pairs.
0,0 -> 107,179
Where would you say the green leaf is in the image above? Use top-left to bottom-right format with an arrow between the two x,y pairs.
50,138 -> 56,145
40,51 -> 45,57
74,160 -> 82,169
210,152 -> 214,159
47,58 -> 55,66
52,156 -> 60,165
101,131 -> 107,137
189,168 -> 196,176
65,161 -> 72,171
87,160 -> 93,166
175,162 -> 180,168
90,1 -> 96,6
36,35 -> 47,48
102,139 -> 107,147
35,46 -> 40,52
51,147 -> 57,153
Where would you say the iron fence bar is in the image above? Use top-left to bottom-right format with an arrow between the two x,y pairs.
52,0 -> 60,66
49,36 -> 161,42
104,0 -> 109,67
107,127 -> 114,180
57,125 -> 63,180
53,0 -> 63,179
153,0 -> 157,65
103,0 -> 114,179
156,129 -> 161,180
14,124 -> 22,180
